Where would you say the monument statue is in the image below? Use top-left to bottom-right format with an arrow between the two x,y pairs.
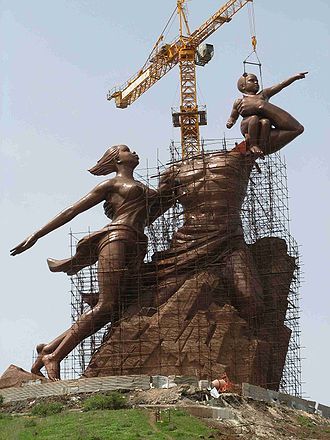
226,72 -> 308,156
151,84 -> 306,309
83,89 -> 305,389
10,73 -> 306,389
11,145 -> 158,380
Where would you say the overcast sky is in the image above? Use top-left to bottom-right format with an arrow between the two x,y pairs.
1,0 -> 329,405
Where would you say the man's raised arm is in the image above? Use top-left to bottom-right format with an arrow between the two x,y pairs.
147,164 -> 180,225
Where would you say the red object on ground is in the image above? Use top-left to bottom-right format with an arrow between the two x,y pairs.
211,373 -> 233,393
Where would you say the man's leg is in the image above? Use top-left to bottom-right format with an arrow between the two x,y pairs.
260,102 -> 304,153
221,245 -> 264,325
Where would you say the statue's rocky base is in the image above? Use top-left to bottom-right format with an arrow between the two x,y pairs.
83,237 -> 295,391
0,365 -> 48,389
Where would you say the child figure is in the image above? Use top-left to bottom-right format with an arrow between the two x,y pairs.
226,72 -> 308,156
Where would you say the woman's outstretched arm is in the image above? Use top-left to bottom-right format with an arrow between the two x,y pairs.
10,180 -> 113,255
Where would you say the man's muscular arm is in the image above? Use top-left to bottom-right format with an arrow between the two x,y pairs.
147,164 -> 179,225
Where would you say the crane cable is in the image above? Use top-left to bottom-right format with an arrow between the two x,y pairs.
244,1 -> 263,89
143,5 -> 178,70
248,0 -> 257,51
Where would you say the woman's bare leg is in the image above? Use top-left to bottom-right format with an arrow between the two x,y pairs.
42,241 -> 127,380
31,289 -> 103,376
31,331 -> 69,376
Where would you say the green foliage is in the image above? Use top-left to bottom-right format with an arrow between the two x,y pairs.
83,392 -> 128,411
0,407 -> 217,439
31,401 -> 64,417
24,418 -> 37,428
297,414 -> 316,429
0,412 -> 11,420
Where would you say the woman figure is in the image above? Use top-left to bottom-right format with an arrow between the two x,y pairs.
11,145 -> 157,380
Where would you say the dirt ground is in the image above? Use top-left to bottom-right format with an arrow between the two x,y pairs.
128,387 -> 330,439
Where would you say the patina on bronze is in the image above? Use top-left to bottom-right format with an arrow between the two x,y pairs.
11,145 -> 157,380
226,72 -> 307,156
84,94 -> 305,388
153,92 -> 305,298
11,77 -> 306,386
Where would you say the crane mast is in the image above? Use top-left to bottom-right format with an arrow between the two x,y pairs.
176,0 -> 200,158
108,0 -> 252,158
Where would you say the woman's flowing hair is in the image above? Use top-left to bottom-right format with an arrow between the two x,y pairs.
88,145 -> 124,175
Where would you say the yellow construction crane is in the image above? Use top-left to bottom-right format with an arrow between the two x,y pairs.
108,0 -> 253,158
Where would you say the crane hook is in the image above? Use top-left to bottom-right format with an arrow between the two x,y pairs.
251,35 -> 257,51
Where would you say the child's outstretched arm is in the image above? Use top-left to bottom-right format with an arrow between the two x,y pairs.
226,99 -> 241,128
263,72 -> 308,99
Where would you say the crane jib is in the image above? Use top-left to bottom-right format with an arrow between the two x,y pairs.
108,0 -> 251,110
121,69 -> 151,100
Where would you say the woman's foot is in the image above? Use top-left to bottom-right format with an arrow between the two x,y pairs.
43,354 -> 61,381
31,343 -> 46,377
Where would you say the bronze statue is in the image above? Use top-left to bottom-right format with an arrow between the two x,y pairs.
226,72 -> 307,156
10,145 -> 157,380
83,123 -> 303,383
150,92 -> 306,318
10,73 -> 306,386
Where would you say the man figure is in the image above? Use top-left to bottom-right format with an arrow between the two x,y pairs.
154,96 -> 305,322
